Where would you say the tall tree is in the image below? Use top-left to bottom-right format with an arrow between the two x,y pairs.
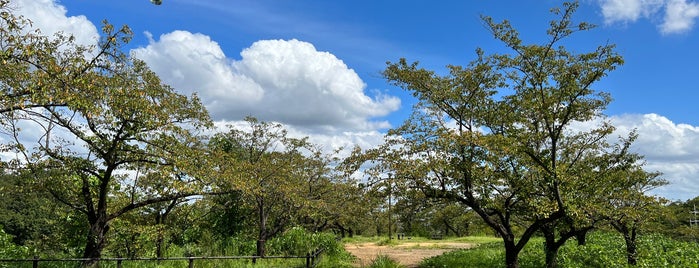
0,5 -> 212,264
367,2 -> 637,267
210,117 -> 313,257
600,146 -> 667,265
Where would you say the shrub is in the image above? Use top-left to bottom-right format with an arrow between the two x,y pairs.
0,227 -> 27,259
369,255 -> 404,268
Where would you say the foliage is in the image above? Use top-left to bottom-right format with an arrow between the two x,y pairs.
267,226 -> 343,256
0,171 -> 87,257
209,117 -> 354,257
653,197 -> 699,242
0,227 -> 27,260
369,255 -> 405,268
0,1 -> 212,263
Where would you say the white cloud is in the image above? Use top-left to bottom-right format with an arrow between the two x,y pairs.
600,0 -> 664,23
11,0 -> 99,48
132,32 -> 401,132
609,114 -> 699,201
661,0 -> 699,34
131,31 -> 265,108
598,0 -> 699,34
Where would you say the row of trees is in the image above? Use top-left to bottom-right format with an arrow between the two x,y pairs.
0,1 -> 378,266
0,1 -> 684,268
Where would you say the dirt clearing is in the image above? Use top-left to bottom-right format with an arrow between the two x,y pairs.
344,241 -> 475,268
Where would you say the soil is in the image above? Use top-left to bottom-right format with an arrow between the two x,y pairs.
344,241 -> 475,268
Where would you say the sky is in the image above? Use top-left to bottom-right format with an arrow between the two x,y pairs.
9,0 -> 699,201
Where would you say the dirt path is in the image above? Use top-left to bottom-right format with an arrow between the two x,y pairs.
344,242 -> 474,268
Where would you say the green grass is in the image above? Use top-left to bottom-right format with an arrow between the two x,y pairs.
368,255 -> 405,268
419,232 -> 699,268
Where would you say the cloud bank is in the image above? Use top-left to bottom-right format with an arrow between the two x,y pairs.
574,114 -> 699,201
131,32 -> 400,132
609,114 -> 699,200
599,0 -> 699,34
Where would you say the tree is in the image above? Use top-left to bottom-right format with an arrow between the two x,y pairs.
602,153 -> 667,265
368,2 -> 635,267
209,117 -> 314,257
0,6 -> 212,264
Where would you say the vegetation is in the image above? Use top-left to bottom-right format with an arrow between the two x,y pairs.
421,232 -> 699,268
369,255 -> 404,268
347,2 -> 665,268
0,1 -> 697,268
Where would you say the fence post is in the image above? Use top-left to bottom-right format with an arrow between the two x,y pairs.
306,252 -> 311,268
188,257 -> 194,268
117,259 -> 122,268
32,256 -> 38,268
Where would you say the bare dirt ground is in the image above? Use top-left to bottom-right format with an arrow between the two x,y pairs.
344,241 -> 475,268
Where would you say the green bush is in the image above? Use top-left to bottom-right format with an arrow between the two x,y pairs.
369,255 -> 404,268
267,226 -> 343,257
0,227 -> 27,259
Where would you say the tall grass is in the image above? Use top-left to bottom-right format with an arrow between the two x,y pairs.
369,255 -> 405,268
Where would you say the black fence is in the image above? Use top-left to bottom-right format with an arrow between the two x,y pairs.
0,248 -> 325,268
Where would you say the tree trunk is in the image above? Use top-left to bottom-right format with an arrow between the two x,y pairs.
256,239 -> 266,257
623,229 -> 638,265
612,220 -> 639,265
544,244 -> 559,268
256,198 -> 268,258
155,199 -> 178,260
541,223 -> 572,268
543,229 -> 559,268
82,218 -> 109,267
503,241 -> 520,268
575,230 -> 587,246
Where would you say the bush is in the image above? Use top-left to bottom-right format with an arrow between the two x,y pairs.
267,226 -> 343,256
369,255 -> 404,268
0,227 -> 27,259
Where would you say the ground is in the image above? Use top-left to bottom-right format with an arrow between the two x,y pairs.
344,241 -> 475,268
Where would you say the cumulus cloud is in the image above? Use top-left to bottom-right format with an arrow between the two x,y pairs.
661,0 -> 699,34
600,0 -> 664,23
132,32 -> 401,132
11,0 -> 99,47
131,31 -> 265,108
598,0 -> 699,34
575,114 -> 699,201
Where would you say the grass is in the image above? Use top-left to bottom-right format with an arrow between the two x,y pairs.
368,255 -> 405,268
419,232 -> 699,268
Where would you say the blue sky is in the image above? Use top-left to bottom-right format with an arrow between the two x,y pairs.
12,0 -> 699,200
